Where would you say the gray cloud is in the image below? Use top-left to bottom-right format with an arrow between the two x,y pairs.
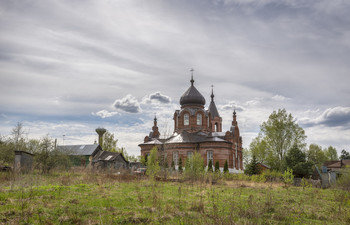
301,107 -> 350,128
221,101 -> 245,112
113,95 -> 142,113
0,0 -> 350,154
142,92 -> 171,104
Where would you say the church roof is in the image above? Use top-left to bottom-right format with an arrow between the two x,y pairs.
208,100 -> 220,118
208,88 -> 220,118
165,131 -> 227,144
180,76 -> 206,106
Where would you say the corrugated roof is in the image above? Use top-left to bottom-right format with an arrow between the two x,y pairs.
57,144 -> 100,156
92,150 -> 128,163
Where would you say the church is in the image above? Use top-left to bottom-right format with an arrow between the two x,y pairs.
139,74 -> 243,172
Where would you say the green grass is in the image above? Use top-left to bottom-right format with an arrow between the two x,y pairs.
0,172 -> 349,224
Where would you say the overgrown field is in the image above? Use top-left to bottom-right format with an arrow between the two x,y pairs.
0,172 -> 349,224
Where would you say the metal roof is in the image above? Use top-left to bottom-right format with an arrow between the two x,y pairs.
57,144 -> 101,156
92,150 -> 127,162
180,79 -> 206,106
165,131 -> 227,144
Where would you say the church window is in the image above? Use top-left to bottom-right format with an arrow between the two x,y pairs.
207,151 -> 213,166
197,113 -> 202,125
184,113 -> 189,125
173,151 -> 178,166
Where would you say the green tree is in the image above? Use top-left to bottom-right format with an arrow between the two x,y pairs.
223,160 -> 229,173
178,157 -> 183,173
184,152 -> 204,180
146,147 -> 160,179
215,161 -> 220,172
207,159 -> 213,172
34,135 -> 71,173
285,144 -> 313,178
282,168 -> 294,187
102,131 -> 118,152
249,135 -> 268,164
307,144 -> 328,168
340,149 -> 350,160
260,109 -> 307,171
244,155 -> 260,175
0,137 -> 15,166
11,122 -> 27,151
325,146 -> 338,160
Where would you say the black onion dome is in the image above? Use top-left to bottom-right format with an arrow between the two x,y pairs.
180,77 -> 206,106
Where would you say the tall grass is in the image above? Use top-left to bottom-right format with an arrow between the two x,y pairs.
0,169 -> 349,224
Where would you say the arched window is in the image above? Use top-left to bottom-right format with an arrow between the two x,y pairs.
215,123 -> 218,132
184,113 -> 189,125
197,113 -> 202,125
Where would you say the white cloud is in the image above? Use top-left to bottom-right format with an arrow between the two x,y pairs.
272,95 -> 289,101
113,95 -> 142,113
92,110 -> 118,118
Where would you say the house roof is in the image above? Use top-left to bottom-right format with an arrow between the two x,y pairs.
327,160 -> 350,168
57,144 -> 101,156
92,150 -> 128,163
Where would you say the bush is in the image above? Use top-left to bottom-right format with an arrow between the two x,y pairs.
282,168 -> 294,187
178,158 -> 183,173
262,170 -> 283,182
207,160 -> 213,172
337,166 -> 350,191
215,161 -> 220,172
224,160 -> 229,173
184,152 -> 204,181
251,174 -> 266,183
146,147 -> 160,179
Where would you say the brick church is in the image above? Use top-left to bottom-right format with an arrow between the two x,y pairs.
139,74 -> 243,172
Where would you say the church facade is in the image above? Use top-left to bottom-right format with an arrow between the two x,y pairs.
139,75 -> 243,172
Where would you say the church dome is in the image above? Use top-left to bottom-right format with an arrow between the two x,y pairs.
180,76 -> 206,106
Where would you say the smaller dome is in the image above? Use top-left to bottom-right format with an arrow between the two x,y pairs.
180,78 -> 206,106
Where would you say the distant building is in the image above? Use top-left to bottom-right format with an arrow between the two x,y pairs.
14,150 -> 34,173
57,144 -> 103,166
139,75 -> 243,173
92,151 -> 129,170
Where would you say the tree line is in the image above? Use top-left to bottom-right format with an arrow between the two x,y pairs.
245,109 -> 349,177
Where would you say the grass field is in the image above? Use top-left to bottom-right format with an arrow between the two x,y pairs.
0,171 -> 349,224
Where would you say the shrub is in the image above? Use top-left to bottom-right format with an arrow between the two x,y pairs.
337,166 -> 350,191
262,170 -> 283,182
215,161 -> 220,172
282,168 -> 294,187
207,160 -> 213,173
146,147 -> 160,179
178,158 -> 183,173
184,152 -> 204,181
251,174 -> 266,183
224,160 -> 229,173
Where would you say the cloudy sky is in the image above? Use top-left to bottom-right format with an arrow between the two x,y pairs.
1,0 -> 349,157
